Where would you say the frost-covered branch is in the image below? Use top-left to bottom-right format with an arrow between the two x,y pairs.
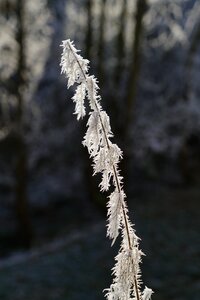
60,39 -> 153,300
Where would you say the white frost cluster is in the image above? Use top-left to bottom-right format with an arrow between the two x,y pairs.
60,39 -> 153,300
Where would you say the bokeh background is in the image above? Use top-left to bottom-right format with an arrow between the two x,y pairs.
0,0 -> 200,299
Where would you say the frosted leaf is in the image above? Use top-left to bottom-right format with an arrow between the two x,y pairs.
60,39 -> 89,87
109,143 -> 123,166
92,146 -> 114,191
112,166 -> 124,189
121,219 -> 140,250
99,168 -> 113,191
72,83 -> 86,120
87,76 -> 102,111
111,251 -> 135,298
104,285 -> 122,300
107,190 -> 123,245
93,147 -> 107,174
142,287 -> 154,300
132,247 -> 144,267
100,111 -> 113,138
105,284 -> 130,300
83,112 -> 100,156
67,59 -> 77,87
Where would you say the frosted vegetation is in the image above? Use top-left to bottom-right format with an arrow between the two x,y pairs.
60,39 -> 153,300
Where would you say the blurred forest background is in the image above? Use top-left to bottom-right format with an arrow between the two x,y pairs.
0,0 -> 200,299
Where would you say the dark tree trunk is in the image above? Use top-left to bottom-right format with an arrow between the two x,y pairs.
184,24 -> 200,101
97,0 -> 106,88
85,0 -> 93,61
120,0 -> 147,190
15,0 -> 32,248
114,0 -> 127,86
124,0 -> 147,133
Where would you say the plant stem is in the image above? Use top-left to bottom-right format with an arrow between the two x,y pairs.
67,41 -> 141,300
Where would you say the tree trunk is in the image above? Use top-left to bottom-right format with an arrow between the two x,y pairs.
85,0 -> 93,61
15,0 -> 32,248
120,0 -> 147,189
124,0 -> 147,133
184,24 -> 200,100
97,0 -> 106,88
114,0 -> 127,86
